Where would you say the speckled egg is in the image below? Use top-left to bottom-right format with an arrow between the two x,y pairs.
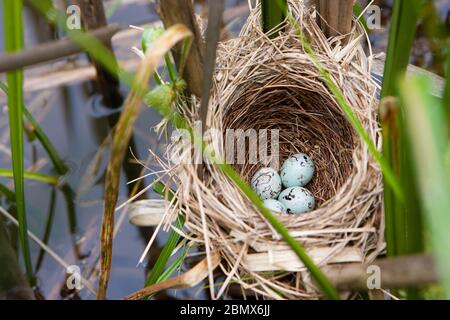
251,167 -> 282,200
278,187 -> 315,214
280,153 -> 315,188
263,199 -> 288,214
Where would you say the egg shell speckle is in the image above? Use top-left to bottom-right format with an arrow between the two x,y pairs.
280,153 -> 315,188
251,167 -> 282,200
278,186 -> 315,214
263,199 -> 288,214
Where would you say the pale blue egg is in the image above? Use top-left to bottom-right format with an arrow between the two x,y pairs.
251,167 -> 282,200
280,153 -> 315,188
278,187 -> 315,214
263,199 -> 288,214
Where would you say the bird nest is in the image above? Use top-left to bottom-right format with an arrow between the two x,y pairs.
155,1 -> 384,299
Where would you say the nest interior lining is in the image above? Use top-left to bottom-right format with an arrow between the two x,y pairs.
222,83 -> 356,205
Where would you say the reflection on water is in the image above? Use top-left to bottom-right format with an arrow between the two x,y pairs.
6,83 -> 168,300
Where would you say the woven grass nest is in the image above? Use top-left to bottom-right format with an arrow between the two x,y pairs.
158,1 -> 384,299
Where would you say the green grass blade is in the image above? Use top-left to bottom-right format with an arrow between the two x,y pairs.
381,0 -> 423,98
60,184 -> 78,236
164,54 -> 178,83
0,82 -> 68,175
400,76 -> 450,298
3,0 -> 33,283
145,245 -> 190,299
379,98 -> 399,257
353,2 -> 369,32
145,215 -> 185,286
381,98 -> 424,264
379,2 -> 425,298
155,246 -> 190,284
34,188 -> 56,273
261,0 -> 287,36
0,183 -> 16,203
0,169 -> 59,185
145,182 -> 185,286
399,132 -> 424,257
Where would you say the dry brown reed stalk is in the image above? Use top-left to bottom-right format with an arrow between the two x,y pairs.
158,0 -> 204,97
123,252 -> 221,300
317,0 -> 354,39
97,24 -> 193,300
151,0 -> 383,299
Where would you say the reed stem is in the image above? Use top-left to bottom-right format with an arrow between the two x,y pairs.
3,0 -> 33,284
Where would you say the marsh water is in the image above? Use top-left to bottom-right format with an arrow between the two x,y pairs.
0,0 -> 448,300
